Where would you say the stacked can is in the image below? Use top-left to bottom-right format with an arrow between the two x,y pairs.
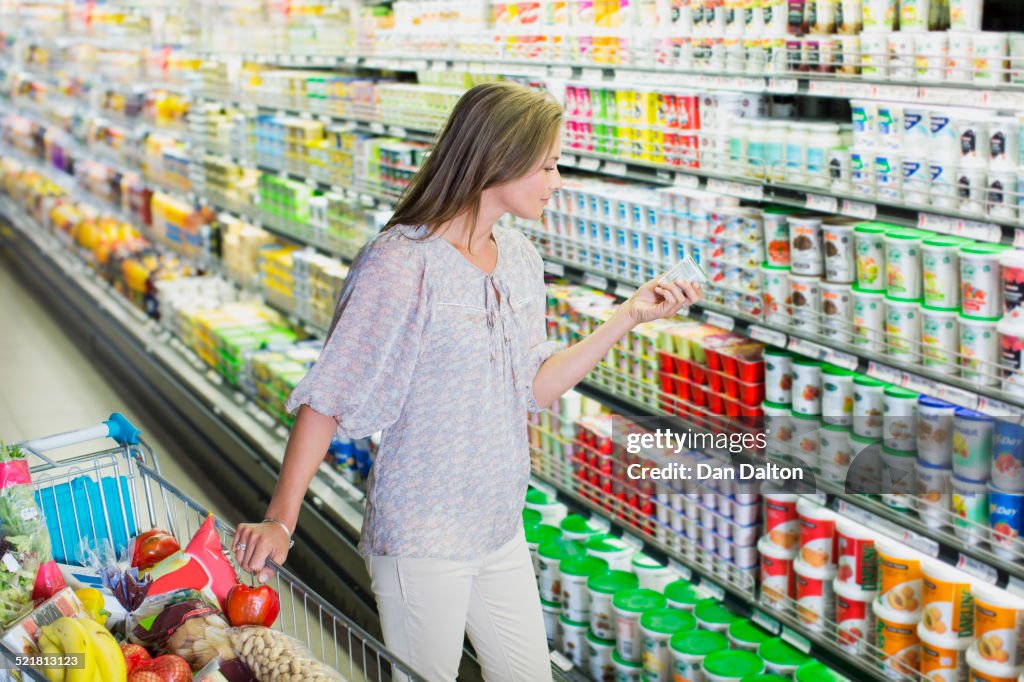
916,396 -> 957,530
834,518 -> 879,655
873,537 -> 926,678
794,498 -> 840,633
759,488 -> 801,613
787,214 -> 860,338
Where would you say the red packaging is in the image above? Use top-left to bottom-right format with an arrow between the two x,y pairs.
836,520 -> 878,590
797,497 -> 838,568
759,536 -> 797,608
763,493 -> 799,550
795,559 -> 836,630
835,581 -> 876,654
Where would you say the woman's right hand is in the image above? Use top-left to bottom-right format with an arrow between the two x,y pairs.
234,521 -> 292,584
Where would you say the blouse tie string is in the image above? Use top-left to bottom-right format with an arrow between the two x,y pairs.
484,275 -> 524,396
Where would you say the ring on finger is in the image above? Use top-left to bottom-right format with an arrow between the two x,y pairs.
235,543 -> 247,552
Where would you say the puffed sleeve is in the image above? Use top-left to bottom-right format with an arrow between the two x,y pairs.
285,235 -> 428,438
520,236 -> 565,414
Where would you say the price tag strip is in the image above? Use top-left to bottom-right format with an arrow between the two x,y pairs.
668,558 -> 693,582
747,324 -> 788,348
583,273 -> 610,291
704,310 -> 735,331
957,554 -> 999,585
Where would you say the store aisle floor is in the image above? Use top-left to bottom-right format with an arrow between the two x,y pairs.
0,257 -> 241,526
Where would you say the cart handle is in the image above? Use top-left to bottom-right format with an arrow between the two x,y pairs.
21,413 -> 141,452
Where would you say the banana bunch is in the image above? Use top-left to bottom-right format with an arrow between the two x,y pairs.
37,616 -> 127,682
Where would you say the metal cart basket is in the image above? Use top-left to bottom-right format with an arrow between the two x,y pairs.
0,414 -> 426,682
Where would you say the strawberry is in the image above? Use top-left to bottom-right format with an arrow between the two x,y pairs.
128,655 -> 192,682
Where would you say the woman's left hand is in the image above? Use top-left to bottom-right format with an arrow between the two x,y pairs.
623,277 -> 703,326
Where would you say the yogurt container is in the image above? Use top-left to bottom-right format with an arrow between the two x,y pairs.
820,424 -> 854,470
671,629 -> 729,682
757,638 -> 811,678
790,412 -> 821,470
789,217 -> 825,276
835,576 -> 878,654
727,620 -> 773,652
759,535 -> 798,610
923,236 -> 971,309
920,560 -> 976,644
820,364 -> 854,426
632,553 -> 676,592
765,348 -> 793,405
993,420 -> 1024,492
586,533 -> 636,572
873,598 -> 923,679
588,630 -> 617,682
694,599 -> 740,633
641,608 -> 697,682
883,385 -> 918,451
763,263 -> 793,325
702,650 -> 766,682
823,221 -> 856,282
1000,249 -> 1024,315
876,536 -> 924,615
952,474 -> 989,546
820,282 -> 854,343
763,210 -> 792,266
855,223 -> 889,291
793,662 -> 846,682
922,305 -> 961,373
795,557 -> 838,631
853,374 -> 887,439
539,538 -> 588,603
527,524 -> 563,578
791,358 -> 822,416
998,310 -> 1024,377
961,244 -> 1012,318
526,488 -> 569,526
797,497 -> 837,567
966,646 -> 1024,682
916,459 -> 953,528
918,624 -> 971,682
836,517 -> 878,589
523,509 -> 542,527
560,614 -> 590,667
612,648 -> 643,682
953,408 -> 995,482
972,581 -> 1024,670
881,447 -> 917,508
852,285 -> 886,352
613,589 -> 667,663
589,570 -> 640,640
764,490 -> 800,549
960,314 -> 1001,387
885,296 -> 922,362
561,514 -> 602,543
560,555 -> 610,621
765,401 -> 794,457
884,228 -> 925,299
542,599 -> 561,646
665,579 -> 704,612
791,275 -> 823,334
918,396 -> 957,466
989,485 -> 1024,561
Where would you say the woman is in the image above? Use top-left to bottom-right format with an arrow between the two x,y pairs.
234,81 -> 702,682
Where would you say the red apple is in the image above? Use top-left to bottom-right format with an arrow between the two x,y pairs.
225,583 -> 281,627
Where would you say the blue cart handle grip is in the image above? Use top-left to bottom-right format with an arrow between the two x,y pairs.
23,413 -> 142,452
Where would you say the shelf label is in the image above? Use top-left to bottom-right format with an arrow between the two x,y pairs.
581,68 -> 604,83
1015,229 -> 1024,249
841,199 -> 877,220
700,580 -> 726,601
579,156 -> 602,172
937,384 -> 980,410
544,260 -> 566,277
615,283 -> 638,298
675,173 -> 701,189
343,56 -> 359,66
747,325 -> 788,348
752,610 -> 782,635
736,182 -> 765,201
977,396 -> 1024,422
549,650 -> 573,672
560,154 -> 578,167
589,514 -> 612,532
957,554 -> 999,584
788,336 -> 828,362
806,193 -> 839,214
604,161 -> 627,177
548,65 -> 574,79
902,374 -> 940,397
767,78 -> 799,94
369,122 -> 385,135
918,212 -> 958,235
530,478 -> 558,498
360,194 -> 376,208
387,126 -> 407,139
668,559 -> 693,581
867,361 -> 903,386
958,219 -> 1003,244
704,310 -> 735,331
904,532 -> 939,557
583,273 -> 610,291
429,60 -> 448,72
822,347 -> 859,371
780,627 -> 812,654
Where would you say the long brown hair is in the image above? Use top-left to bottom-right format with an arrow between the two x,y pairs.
382,81 -> 563,250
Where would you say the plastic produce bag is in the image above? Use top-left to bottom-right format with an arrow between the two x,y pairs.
130,588 -> 240,671
229,626 -> 347,681
0,443 -> 58,626
147,514 -> 239,609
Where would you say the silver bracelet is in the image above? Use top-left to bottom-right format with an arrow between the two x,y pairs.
263,517 -> 296,549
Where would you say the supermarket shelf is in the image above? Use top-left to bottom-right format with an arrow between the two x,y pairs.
535,249 -> 1024,418
199,49 -> 1024,110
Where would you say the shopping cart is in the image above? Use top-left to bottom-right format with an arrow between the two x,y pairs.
1,414 -> 426,682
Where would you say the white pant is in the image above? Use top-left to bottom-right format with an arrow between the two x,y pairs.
366,534 -> 553,682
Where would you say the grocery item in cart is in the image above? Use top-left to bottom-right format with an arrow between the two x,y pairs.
229,625 -> 345,681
